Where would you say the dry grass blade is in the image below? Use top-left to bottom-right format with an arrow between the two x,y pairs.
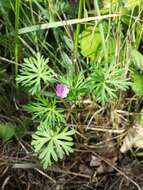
34,168 -> 56,184
12,163 -> 38,169
48,166 -> 91,179
2,176 -> 11,190
0,56 -> 18,65
87,127 -> 125,134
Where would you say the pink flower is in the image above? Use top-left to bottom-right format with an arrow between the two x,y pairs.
55,84 -> 69,98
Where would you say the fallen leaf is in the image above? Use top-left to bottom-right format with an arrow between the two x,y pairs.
90,132 -> 118,174
90,155 -> 101,167
120,125 -> 143,153
90,155 -> 117,174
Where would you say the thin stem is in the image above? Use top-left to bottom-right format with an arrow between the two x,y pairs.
94,0 -> 108,61
73,0 -> 84,74
74,0 -> 83,57
15,0 -> 20,75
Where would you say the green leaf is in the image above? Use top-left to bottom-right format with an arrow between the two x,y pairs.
24,97 -> 65,126
0,0 -> 15,9
80,26 -> 101,60
32,124 -> 75,169
132,71 -> 143,96
16,53 -> 56,95
124,0 -> 142,8
88,62 -> 130,105
59,72 -> 87,103
0,122 -> 16,141
103,0 -> 117,8
79,24 -> 115,61
130,49 -> 143,71
106,38 -> 116,61
136,109 -> 143,127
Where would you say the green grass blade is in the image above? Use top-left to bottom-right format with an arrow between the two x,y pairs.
15,0 -> 21,75
18,14 -> 120,34
94,0 -> 108,61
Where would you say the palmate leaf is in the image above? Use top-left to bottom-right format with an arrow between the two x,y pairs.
32,124 -> 75,169
16,53 -> 56,95
24,96 -> 65,126
88,63 -> 130,105
59,72 -> 87,102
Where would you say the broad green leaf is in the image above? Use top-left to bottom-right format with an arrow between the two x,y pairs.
80,26 -> 101,60
79,23 -> 115,61
0,123 -> 16,141
120,7 -> 130,24
136,109 -> 143,127
130,49 -> 143,71
132,72 -> 143,96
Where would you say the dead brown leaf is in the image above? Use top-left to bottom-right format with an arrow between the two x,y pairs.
120,125 -> 143,153
89,132 -> 118,174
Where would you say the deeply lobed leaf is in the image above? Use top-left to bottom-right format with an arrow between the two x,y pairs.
32,124 -> 75,169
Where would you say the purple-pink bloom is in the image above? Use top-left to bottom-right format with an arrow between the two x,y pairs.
55,84 -> 69,98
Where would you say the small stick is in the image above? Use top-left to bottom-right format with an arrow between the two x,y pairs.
93,152 -> 142,190
35,168 -> 56,184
